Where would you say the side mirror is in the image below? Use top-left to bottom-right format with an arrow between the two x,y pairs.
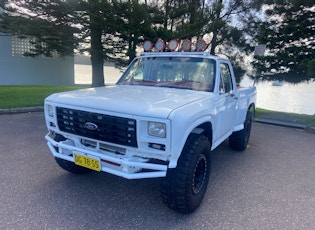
229,90 -> 238,99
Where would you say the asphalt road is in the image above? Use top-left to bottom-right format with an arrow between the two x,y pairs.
1,112 -> 314,230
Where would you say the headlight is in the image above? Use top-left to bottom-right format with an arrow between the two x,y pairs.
47,105 -> 55,117
148,122 -> 166,138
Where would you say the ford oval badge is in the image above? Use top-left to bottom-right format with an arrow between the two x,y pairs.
84,122 -> 98,131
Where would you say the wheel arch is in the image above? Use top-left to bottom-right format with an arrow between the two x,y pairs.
248,103 -> 256,116
191,122 -> 213,148
169,117 -> 213,169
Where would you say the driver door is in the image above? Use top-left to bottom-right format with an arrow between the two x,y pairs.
215,62 -> 238,139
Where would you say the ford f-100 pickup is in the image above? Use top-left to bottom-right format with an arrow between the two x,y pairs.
44,51 -> 256,213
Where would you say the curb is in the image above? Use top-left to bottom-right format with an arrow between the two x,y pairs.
306,126 -> 315,134
254,117 -> 307,129
255,117 -> 315,134
0,106 -> 44,115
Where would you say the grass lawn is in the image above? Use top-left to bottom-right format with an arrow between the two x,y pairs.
255,108 -> 315,127
0,86 -> 84,109
1,86 -> 314,127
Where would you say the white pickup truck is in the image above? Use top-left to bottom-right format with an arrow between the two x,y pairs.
44,52 -> 256,213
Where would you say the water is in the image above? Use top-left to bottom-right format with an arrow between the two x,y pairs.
240,76 -> 315,115
75,64 -> 123,85
75,64 -> 315,115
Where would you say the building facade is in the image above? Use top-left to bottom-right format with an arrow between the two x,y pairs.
0,33 -> 74,86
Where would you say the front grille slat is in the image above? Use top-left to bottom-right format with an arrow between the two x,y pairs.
56,107 -> 137,147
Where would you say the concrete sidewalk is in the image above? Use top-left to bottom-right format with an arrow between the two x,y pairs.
1,106 -> 314,133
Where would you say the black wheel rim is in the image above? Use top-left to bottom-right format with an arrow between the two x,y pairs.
192,155 -> 207,195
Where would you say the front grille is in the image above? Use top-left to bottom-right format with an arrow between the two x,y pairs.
56,107 -> 137,147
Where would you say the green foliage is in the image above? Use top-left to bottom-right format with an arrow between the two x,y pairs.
0,0 -> 80,57
308,60 -> 315,77
300,59 -> 315,77
108,0 -> 157,65
0,0 -> 265,85
254,0 -> 315,80
150,0 -> 264,83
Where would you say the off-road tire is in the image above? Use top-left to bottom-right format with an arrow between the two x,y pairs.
161,134 -> 211,214
55,157 -> 92,174
229,110 -> 253,151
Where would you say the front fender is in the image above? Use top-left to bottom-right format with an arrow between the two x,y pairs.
168,115 -> 213,168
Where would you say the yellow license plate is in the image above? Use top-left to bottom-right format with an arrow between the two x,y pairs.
74,153 -> 101,172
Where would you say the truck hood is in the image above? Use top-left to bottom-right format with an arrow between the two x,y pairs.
46,85 -> 212,118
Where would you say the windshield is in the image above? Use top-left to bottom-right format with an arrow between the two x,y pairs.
117,56 -> 216,92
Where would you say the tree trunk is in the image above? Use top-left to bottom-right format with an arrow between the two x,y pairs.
210,0 -> 222,55
210,30 -> 218,55
163,0 -> 170,30
90,27 -> 104,87
89,0 -> 104,87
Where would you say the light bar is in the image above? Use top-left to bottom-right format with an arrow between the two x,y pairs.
142,38 -> 207,52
